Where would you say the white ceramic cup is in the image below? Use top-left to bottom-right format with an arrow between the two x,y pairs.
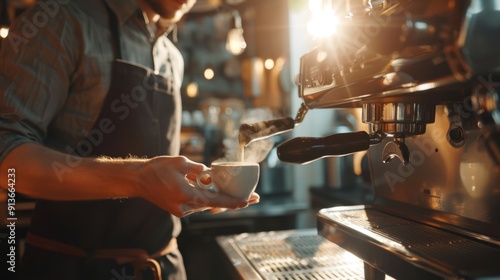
197,162 -> 260,200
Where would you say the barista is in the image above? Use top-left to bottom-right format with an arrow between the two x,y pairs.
0,0 -> 258,279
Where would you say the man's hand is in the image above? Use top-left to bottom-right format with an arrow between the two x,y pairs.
0,143 -> 260,217
137,156 -> 258,217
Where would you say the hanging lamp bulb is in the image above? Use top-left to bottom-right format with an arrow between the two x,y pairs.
0,0 -> 10,39
226,10 -> 247,55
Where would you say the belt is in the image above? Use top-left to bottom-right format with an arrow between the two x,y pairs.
26,233 -> 178,280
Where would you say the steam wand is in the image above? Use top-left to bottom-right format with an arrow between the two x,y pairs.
239,103 -> 309,147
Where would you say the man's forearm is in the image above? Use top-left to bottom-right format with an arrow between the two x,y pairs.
0,143 -> 141,200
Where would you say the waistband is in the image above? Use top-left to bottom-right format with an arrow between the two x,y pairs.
26,232 -> 178,280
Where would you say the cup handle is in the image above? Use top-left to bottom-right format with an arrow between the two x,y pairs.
196,170 -> 216,191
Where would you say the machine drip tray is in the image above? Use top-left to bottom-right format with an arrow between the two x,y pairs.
216,229 -> 396,280
318,205 -> 500,280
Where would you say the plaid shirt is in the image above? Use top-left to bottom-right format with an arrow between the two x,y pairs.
0,0 -> 183,161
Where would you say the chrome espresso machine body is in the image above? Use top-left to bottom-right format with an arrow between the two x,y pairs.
277,0 -> 500,279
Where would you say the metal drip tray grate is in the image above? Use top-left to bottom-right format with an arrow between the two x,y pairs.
217,229 -> 395,280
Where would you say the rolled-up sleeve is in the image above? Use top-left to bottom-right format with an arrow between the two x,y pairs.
0,131 -> 38,162
0,2 -> 78,162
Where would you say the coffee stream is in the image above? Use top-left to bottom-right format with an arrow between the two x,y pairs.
240,143 -> 245,163
238,138 -> 274,164
237,117 -> 295,163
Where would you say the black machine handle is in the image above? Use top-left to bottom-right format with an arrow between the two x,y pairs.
277,131 -> 371,164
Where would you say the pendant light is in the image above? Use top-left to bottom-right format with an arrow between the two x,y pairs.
226,10 -> 247,56
0,0 -> 10,39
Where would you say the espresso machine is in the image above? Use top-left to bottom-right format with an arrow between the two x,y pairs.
271,0 -> 500,279
220,0 -> 500,280
234,0 -> 500,279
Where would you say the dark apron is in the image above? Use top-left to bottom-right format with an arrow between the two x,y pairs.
20,6 -> 184,280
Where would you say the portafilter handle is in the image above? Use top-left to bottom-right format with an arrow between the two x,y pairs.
277,131 -> 383,164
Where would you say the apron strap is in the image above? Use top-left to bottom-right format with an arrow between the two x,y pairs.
26,233 -> 177,280
104,2 -> 123,60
